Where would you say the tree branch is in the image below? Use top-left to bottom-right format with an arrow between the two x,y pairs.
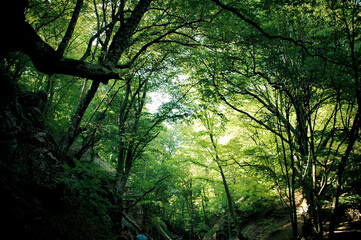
104,0 -> 153,69
210,0 -> 309,44
57,0 -> 84,56
124,175 -> 170,210
7,18 -> 121,83
115,19 -> 202,69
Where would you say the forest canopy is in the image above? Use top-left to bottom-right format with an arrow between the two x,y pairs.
0,0 -> 360,240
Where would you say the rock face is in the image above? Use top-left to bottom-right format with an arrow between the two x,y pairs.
0,68 -> 121,239
0,72 -> 62,184
0,69 -> 65,239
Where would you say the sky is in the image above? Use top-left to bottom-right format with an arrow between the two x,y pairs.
147,90 -> 171,114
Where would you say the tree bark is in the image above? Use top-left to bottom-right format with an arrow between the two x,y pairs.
117,82 -> 131,178
1,0 -> 120,83
14,22 -> 119,84
209,132 -> 247,240
58,81 -> 100,160
103,0 -> 153,69
57,0 -> 84,56
328,106 -> 361,239
218,162 -> 245,240
329,6 -> 361,236
1,0 -> 156,161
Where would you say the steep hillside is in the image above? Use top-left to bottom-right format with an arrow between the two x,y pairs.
204,194 -> 361,240
0,70 -> 114,239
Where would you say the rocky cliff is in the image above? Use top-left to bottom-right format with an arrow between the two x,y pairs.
0,68 -> 116,239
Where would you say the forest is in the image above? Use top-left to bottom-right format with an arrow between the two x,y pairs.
0,0 -> 360,240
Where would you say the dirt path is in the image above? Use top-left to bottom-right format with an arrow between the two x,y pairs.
325,221 -> 361,240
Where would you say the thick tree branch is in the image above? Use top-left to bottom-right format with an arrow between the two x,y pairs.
1,1 -> 123,84
57,0 -> 84,56
104,0 -> 153,69
21,22 -> 120,83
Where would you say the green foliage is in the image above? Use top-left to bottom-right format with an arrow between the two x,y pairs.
58,159 -> 114,218
5,0 -> 361,238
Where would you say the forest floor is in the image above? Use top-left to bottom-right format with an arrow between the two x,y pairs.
240,193 -> 361,240
325,221 -> 361,240
241,213 -> 300,240
241,217 -> 361,240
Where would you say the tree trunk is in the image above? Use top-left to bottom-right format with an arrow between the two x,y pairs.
58,81 -> 100,161
209,132 -> 247,240
283,101 -> 299,240
328,109 -> 361,239
103,0 -> 153,68
114,79 -> 149,228
117,82 -> 131,177
218,162 -> 246,240
301,186 -> 323,240
329,10 -> 361,238
57,0 -> 84,56
41,74 -> 55,122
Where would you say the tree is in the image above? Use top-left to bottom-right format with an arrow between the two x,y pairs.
2,0 -> 360,239
2,0 -> 203,157
190,1 -> 361,239
199,110 -> 247,240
